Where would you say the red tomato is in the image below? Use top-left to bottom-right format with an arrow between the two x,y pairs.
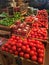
16,43 -> 22,48
9,50 -> 13,54
8,45 -> 11,49
19,52 -> 24,57
29,42 -> 34,47
30,51 -> 35,56
10,41 -> 16,46
16,36 -> 20,40
23,40 -> 28,45
31,40 -> 35,43
31,47 -> 36,51
38,57 -> 43,64
34,52 -> 37,56
15,51 -> 18,55
22,46 -> 26,52
24,54 -> 30,59
12,46 -> 16,51
10,38 -> 14,41
26,45 -> 29,48
31,55 -> 37,61
37,49 -> 44,54
26,47 -> 30,53
17,48 -> 21,52
12,35 -> 16,39
39,53 -> 44,58
18,39 -> 23,43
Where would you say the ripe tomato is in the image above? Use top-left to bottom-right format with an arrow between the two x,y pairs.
16,43 -> 22,48
9,50 -> 13,54
19,52 -> 24,57
30,51 -> 35,56
37,49 -> 44,54
12,35 -> 16,39
24,54 -> 30,59
39,53 -> 44,58
12,46 -> 16,51
17,48 -> 21,52
15,51 -> 18,55
22,46 -> 26,52
31,55 -> 37,61
38,57 -> 43,64
26,47 -> 30,53
31,47 -> 36,51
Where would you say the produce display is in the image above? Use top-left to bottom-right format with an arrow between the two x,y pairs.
1,9 -> 48,65
12,21 -> 31,37
33,9 -> 48,29
28,28 -> 47,40
2,35 -> 45,64
24,15 -> 37,23
0,12 -> 21,26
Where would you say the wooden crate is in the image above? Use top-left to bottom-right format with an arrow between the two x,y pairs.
1,51 -> 21,65
0,24 -> 14,31
1,49 -> 45,65
0,24 -> 14,38
0,51 -> 7,65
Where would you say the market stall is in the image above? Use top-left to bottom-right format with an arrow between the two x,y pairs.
0,0 -> 49,65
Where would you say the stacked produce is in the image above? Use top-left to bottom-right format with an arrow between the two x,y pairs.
0,12 -> 21,26
1,9 -> 48,65
25,15 -> 36,23
33,9 -> 48,29
2,35 -> 45,64
12,21 -> 31,37
28,28 -> 47,40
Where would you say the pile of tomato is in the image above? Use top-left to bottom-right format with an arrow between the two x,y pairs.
33,9 -> 48,29
2,35 -> 44,64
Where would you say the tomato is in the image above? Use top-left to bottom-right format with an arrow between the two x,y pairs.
19,52 -> 24,57
10,41 -> 16,46
15,51 -> 18,55
38,57 -> 43,64
26,45 -> 29,48
16,43 -> 22,48
22,46 -> 26,52
16,36 -> 20,40
30,51 -> 35,56
17,48 -> 21,52
31,55 -> 37,61
10,38 -> 14,41
12,35 -> 16,39
31,47 -> 36,51
26,47 -> 30,53
9,50 -> 13,54
39,53 -> 44,58
12,46 -> 16,51
29,42 -> 34,47
23,39 -> 28,45
18,39 -> 23,43
37,49 -> 44,54
24,54 -> 30,59
8,45 -> 11,49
